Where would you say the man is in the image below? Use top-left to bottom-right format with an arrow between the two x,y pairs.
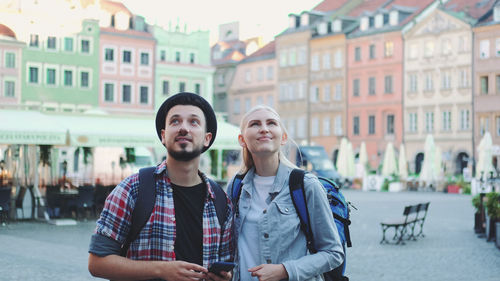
88,92 -> 233,281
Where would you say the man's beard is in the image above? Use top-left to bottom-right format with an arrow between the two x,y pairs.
168,143 -> 204,162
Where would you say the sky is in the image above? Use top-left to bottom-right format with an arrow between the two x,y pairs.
121,0 -> 322,44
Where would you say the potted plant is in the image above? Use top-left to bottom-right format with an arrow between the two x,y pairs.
472,194 -> 483,233
484,192 -> 500,242
445,175 -> 460,193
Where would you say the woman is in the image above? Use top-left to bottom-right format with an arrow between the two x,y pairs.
228,105 -> 344,281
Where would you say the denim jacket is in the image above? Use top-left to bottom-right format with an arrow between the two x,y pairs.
227,162 -> 344,281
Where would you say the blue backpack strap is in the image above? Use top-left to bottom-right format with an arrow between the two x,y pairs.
289,169 -> 316,253
230,173 -> 246,216
120,166 -> 156,257
207,178 -> 228,228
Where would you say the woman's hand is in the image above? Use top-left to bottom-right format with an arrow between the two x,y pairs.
248,264 -> 288,281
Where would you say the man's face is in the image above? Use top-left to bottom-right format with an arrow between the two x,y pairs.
161,105 -> 212,161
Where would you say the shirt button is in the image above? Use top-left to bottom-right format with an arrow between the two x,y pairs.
172,217 -> 175,222
170,245 -> 175,251
263,233 -> 269,238
266,259 -> 272,264
285,208 -> 289,212
263,209 -> 267,214
168,188 -> 173,192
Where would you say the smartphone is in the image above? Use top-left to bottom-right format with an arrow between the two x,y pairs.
208,261 -> 236,275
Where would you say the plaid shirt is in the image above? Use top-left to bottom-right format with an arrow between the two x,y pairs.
94,160 -> 234,268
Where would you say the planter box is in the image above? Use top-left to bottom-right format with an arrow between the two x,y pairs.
496,222 -> 500,249
486,216 -> 497,242
447,185 -> 460,194
475,212 -> 485,234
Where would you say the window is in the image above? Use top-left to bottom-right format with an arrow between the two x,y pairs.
480,40 -> 489,59
104,83 -> 114,102
424,41 -> 434,57
441,71 -> 451,90
105,48 -> 114,62
160,50 -> 166,61
218,73 -> 225,85
267,66 -> 274,80
334,50 -> 342,68
190,53 -> 195,64
323,118 -> 331,136
353,79 -> 360,96
384,41 -> 393,57
311,54 -> 319,71
496,116 -> 500,136
81,39 -> 90,53
387,114 -> 394,135
442,38 -> 451,55
323,53 -> 331,69
311,118 -> 319,137
280,51 -> 287,67
460,109 -> 470,130
140,86 -> 148,104
354,47 -> 361,61
409,74 -> 417,92
385,75 -> 393,93
195,83 -> 201,95
64,70 -> 73,86
288,48 -> 296,66
353,116 -> 360,135
175,51 -> 181,62
245,98 -> 251,113
310,86 -> 319,102
81,71 -> 89,88
122,85 -> 131,103
335,116 -> 342,136
496,38 -> 500,57
256,96 -> 263,105
178,82 -> 186,92
64,37 -> 73,51
267,95 -> 274,108
369,77 -> 376,95
162,80 -> 169,95
4,81 -> 14,97
481,76 -> 489,94
368,115 -> 375,134
497,75 -> 500,93
245,70 -> 252,83
324,85 -> 331,101
409,112 -> 417,132
409,44 -> 418,59
46,68 -> 56,85
297,117 -> 306,138
47,36 -> 56,49
140,53 -> 149,66
257,67 -> 264,81
29,34 -> 39,47
425,112 -> 434,132
29,67 -> 39,83
5,52 -> 15,68
369,44 -> 375,59
298,47 -> 307,65
335,84 -> 342,101
442,111 -> 451,131
123,50 -> 131,63
460,69 -> 469,88
480,117 -> 489,136
233,99 -> 240,115
425,73 -> 434,91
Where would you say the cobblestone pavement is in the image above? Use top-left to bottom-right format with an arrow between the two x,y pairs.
0,190 -> 499,280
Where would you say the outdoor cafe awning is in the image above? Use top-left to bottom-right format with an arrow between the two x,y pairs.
0,110 -> 67,145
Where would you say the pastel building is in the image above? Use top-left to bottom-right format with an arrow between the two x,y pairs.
227,41 -> 277,126
153,22 -> 214,110
473,1 -> 500,173
0,24 -> 24,107
98,1 -> 155,115
346,0 -> 435,168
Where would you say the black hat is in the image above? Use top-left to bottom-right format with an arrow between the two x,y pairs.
155,92 -> 217,152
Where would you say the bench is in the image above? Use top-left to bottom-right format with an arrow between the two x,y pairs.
380,202 -> 430,245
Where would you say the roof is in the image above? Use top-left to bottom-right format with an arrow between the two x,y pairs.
241,41 -> 275,63
443,0 -> 497,20
313,0 -> 351,12
100,0 -> 132,16
386,0 -> 436,26
0,24 -> 16,39
347,0 -> 390,17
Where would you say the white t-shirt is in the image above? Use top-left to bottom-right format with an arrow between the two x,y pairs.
238,174 -> 275,281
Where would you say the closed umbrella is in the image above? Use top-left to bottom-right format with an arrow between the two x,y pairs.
434,145 -> 443,180
398,143 -> 408,180
336,137 -> 349,178
382,142 -> 398,177
356,142 -> 369,179
419,134 -> 437,186
347,142 -> 355,178
476,132 -> 495,180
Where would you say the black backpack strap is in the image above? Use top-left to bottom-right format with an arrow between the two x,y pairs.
230,173 -> 246,217
289,169 -> 316,253
120,166 -> 156,257
207,178 -> 228,228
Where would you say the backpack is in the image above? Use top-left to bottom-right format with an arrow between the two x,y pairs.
120,167 -> 228,257
231,168 -> 352,281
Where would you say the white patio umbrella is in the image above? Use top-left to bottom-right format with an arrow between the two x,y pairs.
347,142 -> 356,178
419,134 -> 437,185
381,142 -> 398,177
434,145 -> 443,180
356,142 -> 369,178
476,132 -> 495,180
336,137 -> 350,178
398,143 -> 408,180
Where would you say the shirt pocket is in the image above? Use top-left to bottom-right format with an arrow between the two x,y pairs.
273,202 -> 301,244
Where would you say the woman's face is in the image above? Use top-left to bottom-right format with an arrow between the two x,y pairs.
239,108 -> 287,157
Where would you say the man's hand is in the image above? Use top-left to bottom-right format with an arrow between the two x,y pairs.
248,264 -> 288,281
158,260 -> 207,281
206,270 -> 232,281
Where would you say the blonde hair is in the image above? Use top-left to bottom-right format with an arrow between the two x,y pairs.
238,105 -> 297,175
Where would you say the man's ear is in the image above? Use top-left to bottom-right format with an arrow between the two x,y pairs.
204,132 -> 212,147
161,129 -> 166,146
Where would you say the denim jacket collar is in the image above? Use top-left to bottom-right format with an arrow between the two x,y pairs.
241,161 -> 293,196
